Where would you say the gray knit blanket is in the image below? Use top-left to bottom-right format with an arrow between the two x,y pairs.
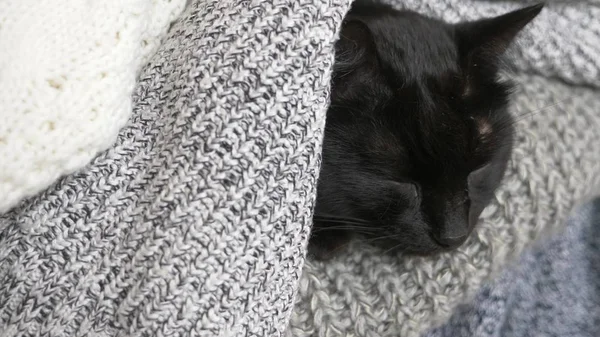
0,0 -> 599,336
424,198 -> 600,337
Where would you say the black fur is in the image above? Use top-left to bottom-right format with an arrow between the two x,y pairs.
309,1 -> 543,259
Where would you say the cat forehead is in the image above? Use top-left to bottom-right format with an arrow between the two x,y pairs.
370,16 -> 460,77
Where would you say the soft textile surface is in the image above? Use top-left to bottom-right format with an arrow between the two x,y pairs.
0,1 -> 599,337
0,0 -> 349,335
290,73 -> 600,337
424,197 -> 600,337
289,1 -> 600,336
0,0 -> 186,213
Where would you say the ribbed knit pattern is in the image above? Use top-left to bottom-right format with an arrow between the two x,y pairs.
0,0 -> 349,335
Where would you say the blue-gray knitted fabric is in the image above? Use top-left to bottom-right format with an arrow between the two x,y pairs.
424,198 -> 600,337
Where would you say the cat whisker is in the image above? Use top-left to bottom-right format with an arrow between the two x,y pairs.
382,241 -> 405,255
313,232 -> 395,256
313,213 -> 371,224
312,219 -> 373,227
311,225 -> 377,234
313,217 -> 368,224
311,224 -> 375,231
360,234 -> 396,243
328,104 -> 365,116
513,94 -> 590,121
378,199 -> 393,220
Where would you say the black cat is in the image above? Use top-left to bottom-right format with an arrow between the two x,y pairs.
310,1 -> 544,259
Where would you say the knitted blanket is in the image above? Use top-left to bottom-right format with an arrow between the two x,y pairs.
0,0 -> 186,213
0,1 -> 599,337
425,198 -> 600,337
0,0 -> 349,336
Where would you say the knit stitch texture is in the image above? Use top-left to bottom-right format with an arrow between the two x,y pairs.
0,0 -> 348,335
0,0 -> 186,213
0,0 -> 599,336
424,198 -> 600,337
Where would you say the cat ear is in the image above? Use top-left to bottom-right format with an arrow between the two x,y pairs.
456,4 -> 544,57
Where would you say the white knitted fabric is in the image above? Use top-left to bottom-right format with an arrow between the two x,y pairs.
0,0 -> 186,213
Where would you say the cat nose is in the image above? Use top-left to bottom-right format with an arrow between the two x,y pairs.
433,197 -> 471,248
432,232 -> 468,248
432,221 -> 470,248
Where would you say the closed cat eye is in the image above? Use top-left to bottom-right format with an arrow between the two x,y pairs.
390,181 -> 420,199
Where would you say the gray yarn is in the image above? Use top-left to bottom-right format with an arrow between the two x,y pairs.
424,198 -> 600,337
288,1 -> 600,336
0,0 -> 599,337
0,0 -> 349,335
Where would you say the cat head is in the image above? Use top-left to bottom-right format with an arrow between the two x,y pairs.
315,3 -> 543,255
